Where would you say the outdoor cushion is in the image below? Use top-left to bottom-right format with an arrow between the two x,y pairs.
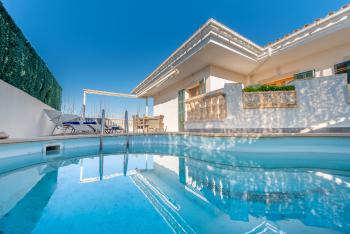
111,126 -> 123,130
63,121 -> 80,125
83,121 -> 97,124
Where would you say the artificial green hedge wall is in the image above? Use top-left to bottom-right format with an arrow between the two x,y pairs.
0,2 -> 61,110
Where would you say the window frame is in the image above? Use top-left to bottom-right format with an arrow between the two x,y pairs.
294,70 -> 315,80
334,61 -> 350,84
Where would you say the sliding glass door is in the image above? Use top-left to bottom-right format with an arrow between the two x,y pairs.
178,89 -> 185,131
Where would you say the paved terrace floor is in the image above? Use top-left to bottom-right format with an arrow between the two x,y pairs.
1,132 -> 350,145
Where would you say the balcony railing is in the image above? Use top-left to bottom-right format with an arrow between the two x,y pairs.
185,90 -> 227,122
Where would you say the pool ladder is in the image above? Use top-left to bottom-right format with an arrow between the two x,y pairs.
98,109 -> 129,151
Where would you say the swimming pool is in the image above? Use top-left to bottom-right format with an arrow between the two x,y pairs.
0,134 -> 349,233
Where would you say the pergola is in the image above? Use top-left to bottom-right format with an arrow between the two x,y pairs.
82,88 -> 149,119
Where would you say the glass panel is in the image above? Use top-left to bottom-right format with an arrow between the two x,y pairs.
188,86 -> 199,98
199,78 -> 206,95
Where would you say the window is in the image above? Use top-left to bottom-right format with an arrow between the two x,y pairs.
294,70 -> 315,80
199,78 -> 206,95
187,79 -> 206,99
178,90 -> 185,131
188,85 -> 200,98
335,61 -> 350,84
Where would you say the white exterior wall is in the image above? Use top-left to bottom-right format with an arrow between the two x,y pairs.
154,65 -> 245,131
154,86 -> 179,132
0,79 -> 56,138
207,65 -> 245,91
252,42 -> 350,84
186,75 -> 350,131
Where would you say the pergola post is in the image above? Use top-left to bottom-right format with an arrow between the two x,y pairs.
82,91 -> 86,120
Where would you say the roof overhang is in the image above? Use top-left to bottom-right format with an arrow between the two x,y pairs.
132,19 -> 262,97
132,5 -> 350,97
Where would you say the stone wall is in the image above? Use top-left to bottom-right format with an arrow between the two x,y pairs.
185,75 -> 350,132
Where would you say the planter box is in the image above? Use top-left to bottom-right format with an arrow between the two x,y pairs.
243,90 -> 297,109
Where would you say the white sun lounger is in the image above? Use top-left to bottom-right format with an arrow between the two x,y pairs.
44,109 -> 94,135
0,132 -> 9,139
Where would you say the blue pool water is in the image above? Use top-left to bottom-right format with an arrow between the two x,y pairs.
0,135 -> 350,233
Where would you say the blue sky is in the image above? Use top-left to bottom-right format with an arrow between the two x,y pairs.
2,0 -> 349,118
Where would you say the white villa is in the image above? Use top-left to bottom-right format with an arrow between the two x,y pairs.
132,5 -> 350,133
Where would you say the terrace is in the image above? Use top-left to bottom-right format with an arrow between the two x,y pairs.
0,2 -> 350,234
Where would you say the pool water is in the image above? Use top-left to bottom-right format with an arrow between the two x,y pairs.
0,136 -> 350,233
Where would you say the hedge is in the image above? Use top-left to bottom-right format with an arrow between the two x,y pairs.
243,84 -> 295,92
0,2 -> 61,110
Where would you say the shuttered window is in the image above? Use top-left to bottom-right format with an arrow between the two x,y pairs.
294,70 -> 315,80
199,78 -> 206,95
335,61 -> 350,84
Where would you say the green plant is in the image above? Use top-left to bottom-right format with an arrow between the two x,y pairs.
0,2 -> 61,110
243,84 -> 295,92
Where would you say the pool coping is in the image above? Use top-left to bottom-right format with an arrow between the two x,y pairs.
1,132 -> 350,145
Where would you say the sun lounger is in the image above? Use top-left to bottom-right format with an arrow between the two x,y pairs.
105,125 -> 123,134
83,121 -> 101,133
62,121 -> 94,134
44,109 -> 94,135
0,132 -> 9,139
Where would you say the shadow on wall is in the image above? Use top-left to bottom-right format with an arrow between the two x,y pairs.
186,74 -> 350,132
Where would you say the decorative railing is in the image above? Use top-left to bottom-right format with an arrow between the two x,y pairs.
243,90 -> 297,109
259,5 -> 350,59
185,90 -> 227,122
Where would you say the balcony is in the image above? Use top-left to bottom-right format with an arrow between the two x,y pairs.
185,90 -> 227,122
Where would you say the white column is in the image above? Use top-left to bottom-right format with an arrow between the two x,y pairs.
82,91 -> 86,120
145,97 -> 149,116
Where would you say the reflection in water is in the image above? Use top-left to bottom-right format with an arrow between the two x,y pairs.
0,150 -> 349,234
134,154 -> 350,233
0,169 -> 58,233
184,157 -> 350,232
